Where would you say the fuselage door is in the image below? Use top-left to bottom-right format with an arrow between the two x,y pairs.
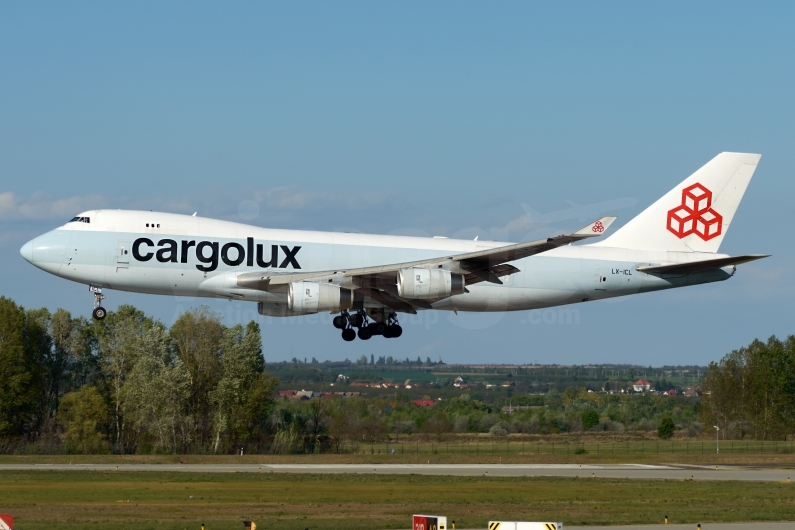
117,241 -> 130,264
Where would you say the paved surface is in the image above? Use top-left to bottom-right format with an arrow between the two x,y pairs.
563,522 -> 795,530
1,463 -> 794,481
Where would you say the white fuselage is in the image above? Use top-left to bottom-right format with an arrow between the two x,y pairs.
21,209 -> 734,313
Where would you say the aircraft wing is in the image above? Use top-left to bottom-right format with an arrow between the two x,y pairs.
237,217 -> 616,310
636,254 -> 770,275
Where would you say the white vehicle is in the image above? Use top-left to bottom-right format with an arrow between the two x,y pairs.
21,152 -> 768,341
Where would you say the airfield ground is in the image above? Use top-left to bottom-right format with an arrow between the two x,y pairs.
2,468 -> 794,530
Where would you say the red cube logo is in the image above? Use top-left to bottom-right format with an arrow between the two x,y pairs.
682,183 -> 712,213
694,208 -> 723,240
666,182 -> 722,241
667,205 -> 695,238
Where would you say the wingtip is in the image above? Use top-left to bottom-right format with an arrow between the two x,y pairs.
574,216 -> 617,236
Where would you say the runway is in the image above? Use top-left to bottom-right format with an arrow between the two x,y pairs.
2,463 -> 794,481
566,525 -> 795,530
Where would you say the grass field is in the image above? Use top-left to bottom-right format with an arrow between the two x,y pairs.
2,471 -> 794,530
2,449 -> 795,466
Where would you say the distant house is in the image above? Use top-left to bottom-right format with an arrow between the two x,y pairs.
412,399 -> 435,407
485,383 -> 496,389
294,390 -> 315,400
501,381 -> 516,388
663,390 -> 678,397
684,388 -> 700,398
278,390 -> 296,399
633,379 -> 652,392
349,382 -> 368,387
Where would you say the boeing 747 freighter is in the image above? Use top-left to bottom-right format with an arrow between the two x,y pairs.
20,152 -> 768,341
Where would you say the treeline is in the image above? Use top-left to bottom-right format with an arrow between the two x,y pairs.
269,387 -> 702,453
702,336 -> 795,440
0,297 -> 276,454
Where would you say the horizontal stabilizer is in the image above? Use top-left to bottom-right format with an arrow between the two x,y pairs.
636,254 -> 770,275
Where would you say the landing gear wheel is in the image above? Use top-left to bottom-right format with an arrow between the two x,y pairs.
341,328 -> 356,341
349,313 -> 364,328
357,327 -> 372,340
390,324 -> 402,337
333,315 -> 347,329
369,321 -> 387,335
89,285 -> 106,320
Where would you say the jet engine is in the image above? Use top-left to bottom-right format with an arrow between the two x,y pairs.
257,302 -> 309,317
397,268 -> 465,299
287,281 -> 354,314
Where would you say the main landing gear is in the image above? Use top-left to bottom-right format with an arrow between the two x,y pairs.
90,286 -> 107,320
333,310 -> 402,341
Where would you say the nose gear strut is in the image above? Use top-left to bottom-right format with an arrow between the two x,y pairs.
90,285 -> 107,320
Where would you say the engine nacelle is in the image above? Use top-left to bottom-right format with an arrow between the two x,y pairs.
257,302 -> 310,317
397,268 -> 465,299
287,281 -> 354,314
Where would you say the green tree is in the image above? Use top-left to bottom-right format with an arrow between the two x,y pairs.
94,305 -> 154,452
657,416 -> 675,439
0,298 -> 46,437
123,324 -> 190,453
170,307 -> 225,446
581,409 -> 600,430
209,322 -> 276,453
702,336 -> 795,440
58,386 -> 109,453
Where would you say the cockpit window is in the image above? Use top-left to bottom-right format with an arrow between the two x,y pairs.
68,216 -> 90,224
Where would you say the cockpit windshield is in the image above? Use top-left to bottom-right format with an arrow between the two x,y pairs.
68,216 -> 90,224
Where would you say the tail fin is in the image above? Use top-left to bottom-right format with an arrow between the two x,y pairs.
599,152 -> 761,253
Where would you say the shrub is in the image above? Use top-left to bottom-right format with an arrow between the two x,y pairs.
657,416 -> 675,439
581,409 -> 600,431
489,424 -> 508,437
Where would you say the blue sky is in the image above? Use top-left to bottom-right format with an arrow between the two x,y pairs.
2,2 -> 794,365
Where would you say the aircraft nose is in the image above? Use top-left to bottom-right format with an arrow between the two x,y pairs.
20,240 -> 34,262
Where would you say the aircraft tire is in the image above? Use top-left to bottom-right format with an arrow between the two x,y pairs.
357,327 -> 372,340
341,328 -> 356,341
349,313 -> 364,328
92,307 -> 107,320
333,315 -> 347,329
391,325 -> 402,338
369,322 -> 387,335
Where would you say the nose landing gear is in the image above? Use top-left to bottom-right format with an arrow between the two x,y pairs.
90,286 -> 107,320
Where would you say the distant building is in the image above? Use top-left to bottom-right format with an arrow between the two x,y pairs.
412,399 -> 435,407
294,390 -> 315,400
632,379 -> 652,392
278,390 -> 296,399
501,381 -> 516,388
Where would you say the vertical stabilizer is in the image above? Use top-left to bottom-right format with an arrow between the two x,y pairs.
599,152 -> 760,253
